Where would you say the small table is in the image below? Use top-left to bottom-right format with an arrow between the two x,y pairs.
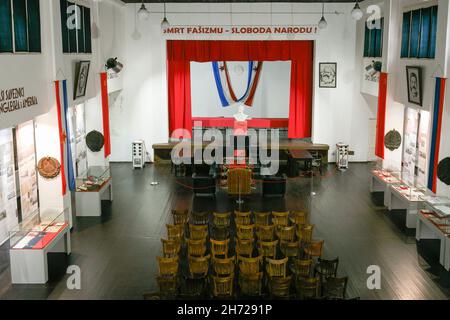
287,150 -> 313,177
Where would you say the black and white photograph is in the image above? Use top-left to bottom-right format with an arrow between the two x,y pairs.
319,62 -> 337,88
74,61 -> 91,100
406,66 -> 423,106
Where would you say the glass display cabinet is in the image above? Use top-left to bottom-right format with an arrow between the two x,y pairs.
9,208 -> 71,284
370,160 -> 401,207
75,166 -> 113,217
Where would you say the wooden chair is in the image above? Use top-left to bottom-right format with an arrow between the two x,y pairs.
314,258 -> 339,280
276,225 -> 296,242
238,255 -> 262,275
210,226 -> 230,240
290,211 -> 307,227
191,211 -> 210,225
188,255 -> 210,279
266,257 -> 289,278
166,224 -> 184,242
213,256 -> 235,276
157,275 -> 178,298
256,225 -> 275,241
157,256 -> 179,277
272,211 -> 290,227
210,238 -> 230,258
239,272 -> 263,297
172,209 -> 189,225
236,224 -> 255,240
235,238 -> 254,257
212,212 -> 231,228
304,240 -> 324,259
323,277 -> 348,300
269,275 -> 292,299
291,259 -> 313,280
161,238 -> 181,258
297,224 -> 314,245
228,168 -> 252,196
189,224 -> 208,240
254,211 -> 271,226
258,240 -> 278,259
296,276 -> 320,300
212,274 -> 234,298
234,211 -> 253,225
280,240 -> 300,259
178,278 -> 207,300
187,239 -> 207,257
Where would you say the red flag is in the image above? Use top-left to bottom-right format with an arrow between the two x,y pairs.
54,81 -> 67,196
100,72 -> 111,157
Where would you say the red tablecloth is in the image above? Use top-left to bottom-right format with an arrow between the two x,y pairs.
193,117 -> 289,129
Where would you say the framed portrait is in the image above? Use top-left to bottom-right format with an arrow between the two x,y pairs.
406,66 -> 422,106
74,61 -> 91,100
319,63 -> 337,88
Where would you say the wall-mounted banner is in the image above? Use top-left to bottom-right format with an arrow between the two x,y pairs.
0,87 -> 38,116
163,25 -> 318,36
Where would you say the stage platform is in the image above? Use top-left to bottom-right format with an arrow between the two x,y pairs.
152,139 -> 329,164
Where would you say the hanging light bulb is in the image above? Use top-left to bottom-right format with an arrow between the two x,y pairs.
318,3 -> 327,29
351,1 -> 364,21
137,0 -> 150,21
161,3 -> 170,30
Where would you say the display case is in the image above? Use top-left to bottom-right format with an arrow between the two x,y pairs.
390,180 -> 427,202
9,208 -> 69,250
76,166 -> 111,192
371,160 -> 402,184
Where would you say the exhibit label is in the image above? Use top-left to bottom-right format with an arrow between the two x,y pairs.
164,25 -> 318,35
0,87 -> 38,115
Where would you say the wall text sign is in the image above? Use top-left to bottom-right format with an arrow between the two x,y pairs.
0,88 -> 38,115
163,25 -> 318,36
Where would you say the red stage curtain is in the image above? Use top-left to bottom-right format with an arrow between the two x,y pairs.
375,72 -> 388,159
167,40 -> 313,139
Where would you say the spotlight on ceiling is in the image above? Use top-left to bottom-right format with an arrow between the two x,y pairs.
105,58 -> 123,74
138,0 -> 150,21
318,3 -> 328,29
351,1 -> 364,21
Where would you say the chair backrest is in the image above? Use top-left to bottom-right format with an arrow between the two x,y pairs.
228,168 -> 252,195
305,240 -> 324,258
157,275 -> 178,296
235,238 -> 254,257
323,277 -> 348,300
172,209 -> 189,225
210,225 -> 230,240
212,212 -> 231,228
234,211 -> 253,225
187,239 -> 207,257
256,225 -> 275,241
290,211 -> 307,227
161,238 -> 181,257
191,211 -> 210,225
238,255 -> 262,275
297,277 -> 320,300
297,224 -> 315,244
280,240 -> 300,258
188,255 -> 210,278
266,257 -> 289,278
166,224 -> 184,241
269,275 -> 292,298
272,211 -> 290,227
316,257 -> 339,278
254,211 -> 271,226
212,274 -> 234,297
213,256 -> 235,276
258,240 -> 278,258
236,224 -> 255,240
277,225 -> 296,242
157,256 -> 179,277
210,238 -> 230,257
239,272 -> 263,297
293,259 -> 313,279
189,224 -> 208,240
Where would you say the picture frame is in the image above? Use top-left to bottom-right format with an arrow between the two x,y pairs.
74,61 -> 91,100
406,66 -> 423,106
319,63 -> 337,88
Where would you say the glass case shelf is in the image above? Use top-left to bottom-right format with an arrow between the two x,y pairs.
76,166 -> 111,192
390,180 -> 427,202
9,208 -> 69,250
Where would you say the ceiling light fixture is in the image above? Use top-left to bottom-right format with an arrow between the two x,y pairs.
137,0 -> 150,21
318,3 -> 328,29
161,3 -> 170,30
351,1 -> 364,21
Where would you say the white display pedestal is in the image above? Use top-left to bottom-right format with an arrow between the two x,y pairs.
388,186 -> 422,229
416,214 -> 449,271
369,174 -> 386,193
10,225 -> 71,284
75,179 -> 113,217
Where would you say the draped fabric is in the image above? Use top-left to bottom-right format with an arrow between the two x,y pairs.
54,81 -> 67,196
62,80 -> 76,191
375,72 -> 388,159
100,73 -> 111,157
167,40 -> 313,139
428,78 -> 446,193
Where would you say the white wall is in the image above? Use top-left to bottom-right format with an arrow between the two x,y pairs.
191,61 -> 291,119
112,2 -> 373,162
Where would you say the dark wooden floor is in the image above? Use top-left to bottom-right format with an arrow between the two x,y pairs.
0,163 -> 449,300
